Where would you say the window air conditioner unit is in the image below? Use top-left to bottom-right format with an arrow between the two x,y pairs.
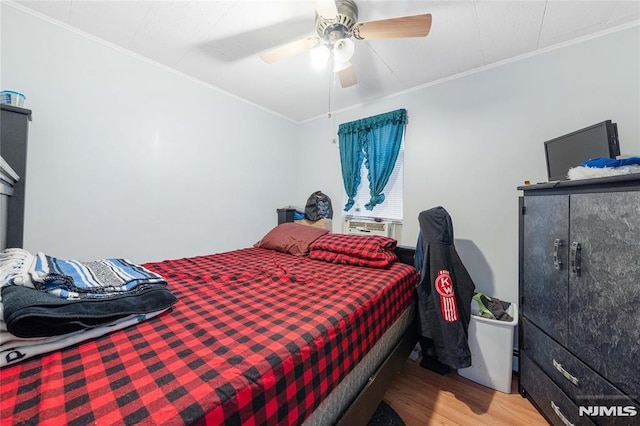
345,220 -> 392,237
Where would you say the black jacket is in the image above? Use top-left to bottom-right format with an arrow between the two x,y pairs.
416,207 -> 475,369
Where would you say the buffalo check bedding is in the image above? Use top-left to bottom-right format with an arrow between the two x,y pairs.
1,247 -> 417,425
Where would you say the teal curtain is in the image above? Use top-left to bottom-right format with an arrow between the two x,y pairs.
338,109 -> 407,211
362,109 -> 407,210
338,124 -> 366,211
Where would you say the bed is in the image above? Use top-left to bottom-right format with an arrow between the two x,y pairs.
1,225 -> 418,425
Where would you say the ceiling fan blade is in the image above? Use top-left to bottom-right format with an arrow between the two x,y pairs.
313,0 -> 338,19
259,37 -> 319,64
338,64 -> 357,88
353,13 -> 432,40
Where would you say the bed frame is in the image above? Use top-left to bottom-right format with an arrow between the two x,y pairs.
336,245 -> 417,424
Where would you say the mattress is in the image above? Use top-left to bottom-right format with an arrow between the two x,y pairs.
1,247 -> 417,425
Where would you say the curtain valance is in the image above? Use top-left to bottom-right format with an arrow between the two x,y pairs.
337,109 -> 407,136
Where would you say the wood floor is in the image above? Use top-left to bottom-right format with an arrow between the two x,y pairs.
382,358 -> 548,425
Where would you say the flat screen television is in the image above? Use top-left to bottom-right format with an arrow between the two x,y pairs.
544,120 -> 620,182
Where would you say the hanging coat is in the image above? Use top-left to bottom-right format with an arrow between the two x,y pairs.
416,206 -> 475,369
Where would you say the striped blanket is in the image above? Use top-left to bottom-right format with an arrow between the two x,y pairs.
31,252 -> 167,299
2,249 -> 167,299
0,249 -> 177,366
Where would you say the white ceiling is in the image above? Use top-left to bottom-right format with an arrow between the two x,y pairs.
12,1 -> 640,122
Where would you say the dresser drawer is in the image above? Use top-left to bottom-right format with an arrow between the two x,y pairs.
522,354 -> 595,426
523,318 -> 639,425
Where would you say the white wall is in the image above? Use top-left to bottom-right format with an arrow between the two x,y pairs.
1,5 -> 298,263
296,26 -> 640,303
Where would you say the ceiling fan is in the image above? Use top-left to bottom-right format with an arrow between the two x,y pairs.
259,0 -> 432,88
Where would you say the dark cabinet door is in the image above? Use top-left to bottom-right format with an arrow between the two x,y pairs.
523,195 -> 569,346
568,192 -> 640,403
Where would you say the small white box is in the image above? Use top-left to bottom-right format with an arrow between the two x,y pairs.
458,302 -> 518,393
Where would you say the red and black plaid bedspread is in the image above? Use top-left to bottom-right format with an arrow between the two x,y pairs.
1,248 -> 417,425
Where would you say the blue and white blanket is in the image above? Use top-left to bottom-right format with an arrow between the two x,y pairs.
568,156 -> 640,180
0,249 -> 177,352
1,249 -> 167,299
580,157 -> 640,168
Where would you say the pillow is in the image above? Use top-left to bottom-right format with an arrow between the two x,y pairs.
254,222 -> 329,256
308,249 -> 398,268
308,233 -> 398,261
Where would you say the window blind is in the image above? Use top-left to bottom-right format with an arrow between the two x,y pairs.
342,146 -> 403,221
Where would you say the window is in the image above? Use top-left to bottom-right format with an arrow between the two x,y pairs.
342,141 -> 403,221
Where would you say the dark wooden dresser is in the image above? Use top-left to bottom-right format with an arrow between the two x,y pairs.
0,104 -> 32,248
518,175 -> 640,426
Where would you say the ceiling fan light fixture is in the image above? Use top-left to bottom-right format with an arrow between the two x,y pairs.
310,44 -> 330,70
260,0 -> 433,92
333,38 -> 355,63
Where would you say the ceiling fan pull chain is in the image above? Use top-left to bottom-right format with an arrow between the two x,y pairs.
328,54 -> 335,118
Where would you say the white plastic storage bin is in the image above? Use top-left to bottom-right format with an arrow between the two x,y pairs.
458,302 -> 518,393
0,156 -> 20,250
0,90 -> 26,107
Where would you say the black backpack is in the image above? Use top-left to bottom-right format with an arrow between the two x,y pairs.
305,191 -> 333,221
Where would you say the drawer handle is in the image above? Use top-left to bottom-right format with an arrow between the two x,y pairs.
553,239 -> 563,270
570,242 -> 581,276
553,359 -> 579,386
551,401 -> 575,426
